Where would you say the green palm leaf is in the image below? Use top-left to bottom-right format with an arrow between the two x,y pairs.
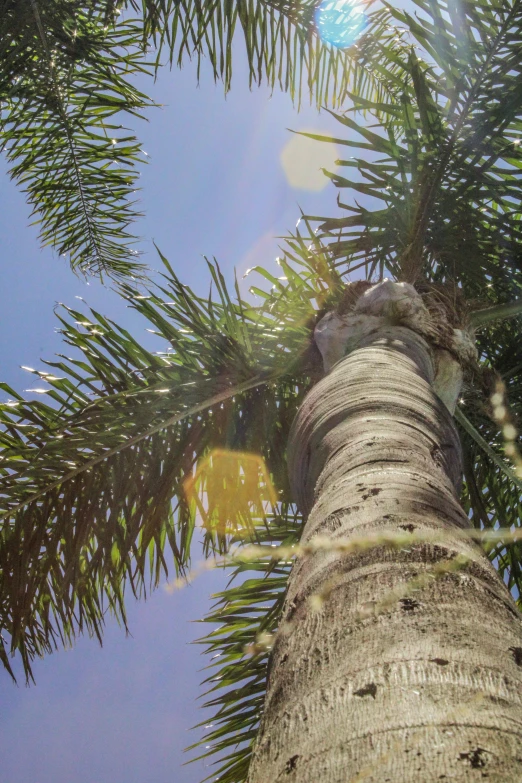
1,1 -> 153,278
311,0 -> 522,293
0,245 -> 330,681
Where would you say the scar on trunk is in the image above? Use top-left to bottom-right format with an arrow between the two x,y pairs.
354,682 -> 377,699
400,597 -> 419,611
284,755 -> 299,773
361,487 -> 382,500
459,748 -> 488,769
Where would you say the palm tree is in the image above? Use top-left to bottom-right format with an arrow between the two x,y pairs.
1,1 -> 522,780
0,0 -> 376,279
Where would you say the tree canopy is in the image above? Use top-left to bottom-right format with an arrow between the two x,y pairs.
1,0 -> 382,278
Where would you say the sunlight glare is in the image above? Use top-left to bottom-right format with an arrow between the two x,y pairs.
280,130 -> 339,191
184,449 -> 277,536
315,0 -> 367,49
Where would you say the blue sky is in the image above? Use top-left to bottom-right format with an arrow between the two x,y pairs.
0,42 -> 349,783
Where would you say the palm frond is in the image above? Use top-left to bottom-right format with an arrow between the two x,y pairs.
458,314 -> 522,598
0,1 -> 154,278
188,507 -> 301,783
471,298 -> 522,327
308,0 -> 522,295
0,243 -> 332,681
149,0 -> 401,109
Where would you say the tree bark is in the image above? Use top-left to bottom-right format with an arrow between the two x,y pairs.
248,325 -> 522,782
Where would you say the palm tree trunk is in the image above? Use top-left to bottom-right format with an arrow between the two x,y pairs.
248,319 -> 522,781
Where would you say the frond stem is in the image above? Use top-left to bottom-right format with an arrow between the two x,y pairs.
470,298 -> 522,328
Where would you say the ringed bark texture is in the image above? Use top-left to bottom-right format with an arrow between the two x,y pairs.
248,327 -> 522,782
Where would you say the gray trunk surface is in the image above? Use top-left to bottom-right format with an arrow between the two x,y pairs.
248,326 -> 522,782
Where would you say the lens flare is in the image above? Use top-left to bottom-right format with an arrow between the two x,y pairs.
315,0 -> 367,49
280,130 -> 340,192
184,449 -> 277,535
